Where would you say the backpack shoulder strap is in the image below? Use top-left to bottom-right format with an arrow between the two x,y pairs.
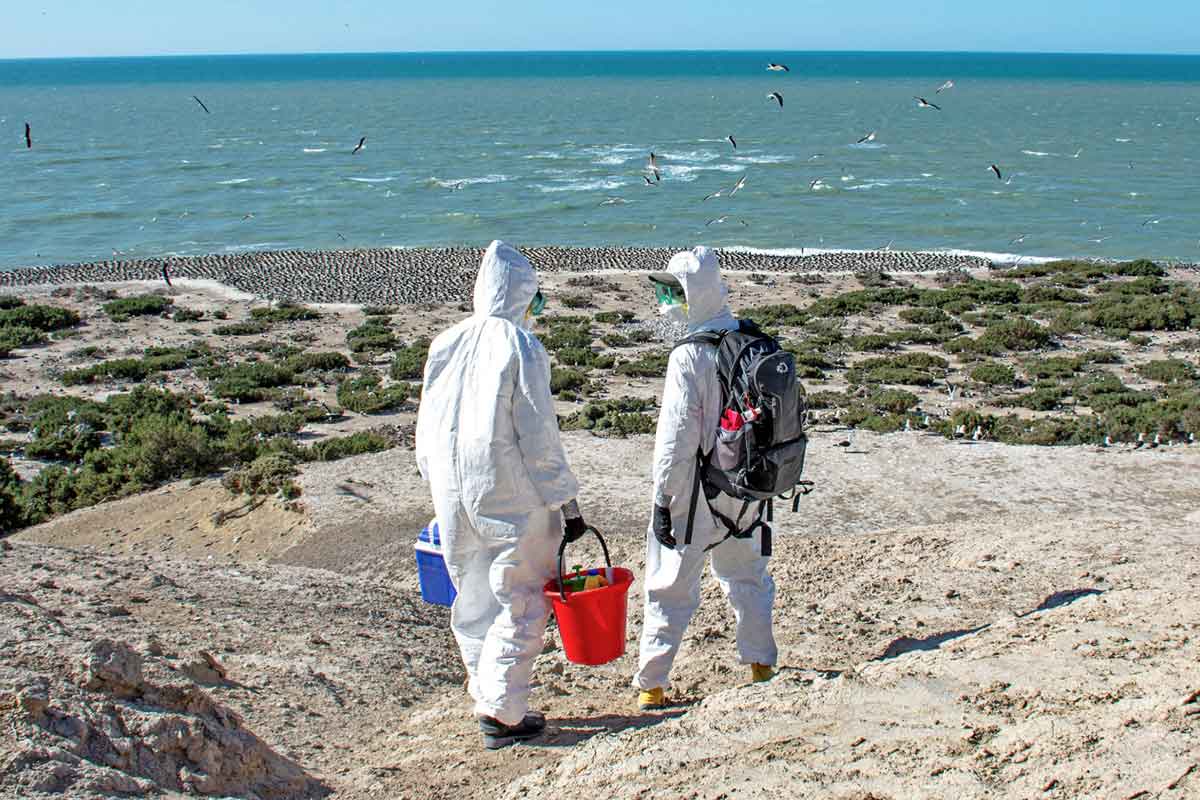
672,330 -> 723,351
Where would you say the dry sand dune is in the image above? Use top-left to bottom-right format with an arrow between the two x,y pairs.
4,431 -> 1199,799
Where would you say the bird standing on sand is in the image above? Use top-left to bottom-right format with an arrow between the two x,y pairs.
914,97 -> 941,111
24,123 -> 31,149
352,137 -> 366,155
726,135 -> 737,149
192,96 -> 211,114
989,164 -> 1003,181
767,92 -> 784,109
767,63 -> 790,72
647,152 -> 661,182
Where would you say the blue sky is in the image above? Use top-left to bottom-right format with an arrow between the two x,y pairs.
4,0 -> 1199,58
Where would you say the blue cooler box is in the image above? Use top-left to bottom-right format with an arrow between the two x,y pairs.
415,520 -> 457,607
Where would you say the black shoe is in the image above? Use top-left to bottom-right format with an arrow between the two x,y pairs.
478,711 -> 546,749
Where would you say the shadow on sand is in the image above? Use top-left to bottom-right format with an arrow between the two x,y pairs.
541,709 -> 688,748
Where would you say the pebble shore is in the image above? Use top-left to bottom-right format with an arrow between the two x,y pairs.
3,246 -> 995,304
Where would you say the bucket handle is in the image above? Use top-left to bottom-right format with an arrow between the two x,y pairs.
555,526 -> 611,602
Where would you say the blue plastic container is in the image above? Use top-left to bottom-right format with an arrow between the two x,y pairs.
415,519 -> 457,607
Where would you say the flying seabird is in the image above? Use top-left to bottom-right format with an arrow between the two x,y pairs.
935,80 -> 955,94
241,213 -> 255,221
352,137 -> 366,155
706,215 -> 730,226
729,174 -> 747,195
1009,234 -> 1028,245
1072,148 -> 1083,158
989,164 -> 1003,181
1142,216 -> 1164,227
192,96 -> 210,114
702,187 -> 724,202
24,122 -> 32,149
647,152 -> 661,182
767,63 -> 790,72
336,232 -> 347,241
767,92 -> 784,109
809,178 -> 824,191
856,131 -> 877,144
726,135 -> 737,149
914,97 -> 941,111
643,175 -> 657,186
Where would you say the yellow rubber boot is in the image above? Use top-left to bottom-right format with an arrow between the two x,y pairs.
637,687 -> 667,711
751,663 -> 776,683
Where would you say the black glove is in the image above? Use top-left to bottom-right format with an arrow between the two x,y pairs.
563,515 -> 588,544
652,505 -> 676,550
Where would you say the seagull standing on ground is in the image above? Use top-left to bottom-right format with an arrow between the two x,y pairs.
647,152 -> 661,182
914,97 -> 942,111
192,96 -> 211,114
24,123 -> 31,149
726,135 -> 737,149
352,137 -> 366,155
767,92 -> 784,109
767,63 -> 790,72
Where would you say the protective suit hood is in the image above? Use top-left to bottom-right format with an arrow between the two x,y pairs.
665,246 -> 733,331
474,240 -> 537,324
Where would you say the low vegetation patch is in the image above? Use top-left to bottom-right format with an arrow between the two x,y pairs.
102,294 -> 173,321
336,370 -> 409,414
560,397 -> 657,436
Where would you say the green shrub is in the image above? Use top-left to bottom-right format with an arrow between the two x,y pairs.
0,296 -> 24,310
214,320 -> 271,336
346,320 -> 398,354
1085,286 -> 1199,333
550,368 -> 587,395
250,301 -> 321,322
0,325 -> 48,355
559,293 -> 593,309
306,431 -> 392,461
1136,359 -> 1197,384
284,351 -> 351,373
847,334 -> 896,352
363,305 -> 398,317
898,307 -> 950,326
869,389 -> 920,414
974,318 -> 1054,353
805,391 -> 852,410
172,307 -> 204,322
540,324 -> 594,353
207,362 -> 297,402
971,362 -> 1017,386
743,304 -> 810,327
594,311 -> 636,324
0,458 -> 25,533
1024,356 -> 1084,380
614,351 -> 670,377
221,453 -> 299,496
560,397 -> 657,436
389,338 -> 431,380
846,352 -> 947,387
1020,285 -> 1088,305
601,332 -> 632,348
102,294 -> 172,321
1,304 -> 80,332
336,370 -> 409,414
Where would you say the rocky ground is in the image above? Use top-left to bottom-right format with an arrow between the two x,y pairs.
4,432 -> 1199,799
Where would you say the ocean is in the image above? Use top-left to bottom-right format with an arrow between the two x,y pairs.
1,51 -> 1198,269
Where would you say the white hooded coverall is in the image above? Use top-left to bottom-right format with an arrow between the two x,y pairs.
416,240 -> 579,725
633,246 -> 778,691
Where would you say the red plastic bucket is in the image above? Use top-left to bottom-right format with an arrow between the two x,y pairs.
543,527 -> 634,666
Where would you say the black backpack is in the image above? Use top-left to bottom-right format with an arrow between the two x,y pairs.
675,320 -> 811,556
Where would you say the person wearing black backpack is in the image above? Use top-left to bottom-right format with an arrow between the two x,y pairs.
633,246 -> 791,712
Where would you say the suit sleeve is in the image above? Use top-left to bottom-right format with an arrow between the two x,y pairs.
512,333 -> 579,509
652,346 -> 704,506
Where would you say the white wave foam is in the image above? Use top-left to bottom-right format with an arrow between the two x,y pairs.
1115,138 -> 1133,143
850,142 -> 888,150
347,176 -> 396,184
659,149 -> 720,163
731,154 -> 792,164
1021,150 -> 1054,157
223,242 -> 289,253
303,147 -> 327,153
218,178 -> 252,185
664,164 -> 743,179
593,155 -> 636,166
538,178 -> 623,193
524,151 -> 564,160
428,174 -> 510,188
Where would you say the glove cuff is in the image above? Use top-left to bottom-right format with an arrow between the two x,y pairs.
561,499 -> 582,520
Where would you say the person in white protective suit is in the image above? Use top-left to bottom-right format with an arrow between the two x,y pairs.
416,240 -> 589,749
633,246 -> 778,711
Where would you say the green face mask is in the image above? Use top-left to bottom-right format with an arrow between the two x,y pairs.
528,290 -> 546,317
653,281 -> 685,306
